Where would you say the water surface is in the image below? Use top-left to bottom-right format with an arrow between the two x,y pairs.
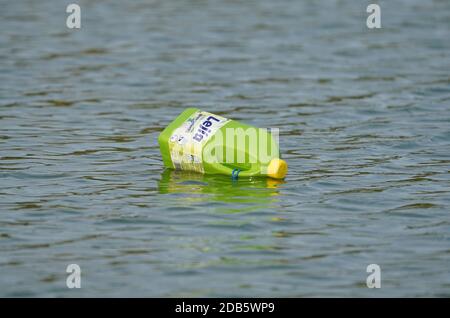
1,0 -> 449,297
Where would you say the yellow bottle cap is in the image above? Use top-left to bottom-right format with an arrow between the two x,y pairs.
267,158 -> 288,179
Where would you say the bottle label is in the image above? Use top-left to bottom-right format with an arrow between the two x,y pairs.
168,110 -> 229,173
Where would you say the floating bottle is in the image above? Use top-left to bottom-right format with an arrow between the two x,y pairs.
158,108 -> 287,179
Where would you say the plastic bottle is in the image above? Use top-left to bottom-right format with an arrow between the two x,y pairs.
158,108 -> 287,179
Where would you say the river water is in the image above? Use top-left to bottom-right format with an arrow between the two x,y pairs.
1,0 -> 449,297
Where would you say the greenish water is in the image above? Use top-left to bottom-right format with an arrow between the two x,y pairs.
1,0 -> 449,297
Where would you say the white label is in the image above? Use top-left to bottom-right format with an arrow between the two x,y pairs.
168,111 -> 229,173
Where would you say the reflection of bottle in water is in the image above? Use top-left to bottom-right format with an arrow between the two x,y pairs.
158,169 -> 284,205
158,108 -> 287,179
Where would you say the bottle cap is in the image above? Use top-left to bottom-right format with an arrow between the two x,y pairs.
267,158 -> 288,179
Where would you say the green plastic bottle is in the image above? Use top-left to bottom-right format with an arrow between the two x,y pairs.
158,108 -> 287,179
